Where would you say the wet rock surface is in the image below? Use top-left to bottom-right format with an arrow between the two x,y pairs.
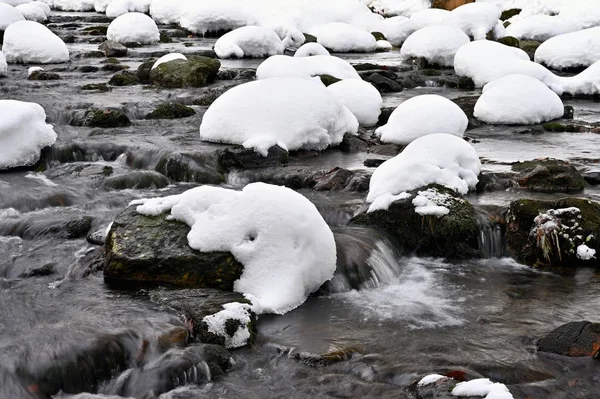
512,158 -> 586,193
538,321 -> 600,357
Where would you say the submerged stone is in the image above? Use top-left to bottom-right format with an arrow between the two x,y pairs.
136,57 -> 157,84
538,321 -> 600,357
145,102 -> 196,119
99,40 -> 127,57
103,171 -> 170,190
28,71 -> 60,80
80,108 -> 130,128
109,71 -> 139,86
512,158 -> 585,193
149,57 -> 220,88
218,145 -> 288,171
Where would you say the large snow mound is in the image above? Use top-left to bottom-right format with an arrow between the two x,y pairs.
443,2 -> 502,40
505,15 -> 576,42
200,77 -> 358,155
379,16 -> 416,47
3,21 -> 69,64
377,95 -> 468,145
132,182 -> 337,314
52,0 -> 95,11
327,79 -> 382,126
149,0 -> 181,24
314,22 -> 376,53
0,52 -> 7,76
535,27 -> 600,70
215,26 -> 292,59
0,3 -> 24,31
401,26 -> 470,67
105,0 -> 151,18
294,43 -> 330,57
409,9 -> 450,29
367,133 -> 480,212
0,100 -> 57,170
106,12 -> 159,45
15,3 -> 47,22
256,54 -> 360,80
474,74 -> 564,124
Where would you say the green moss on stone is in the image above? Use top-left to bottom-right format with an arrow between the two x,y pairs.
81,83 -> 111,92
500,8 -> 521,21
497,36 -> 520,48
146,102 -> 196,119
109,71 -> 140,86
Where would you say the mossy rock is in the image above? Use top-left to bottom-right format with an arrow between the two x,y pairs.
108,71 -> 139,86
80,65 -> 99,73
506,198 -> 600,266
421,68 -> 442,76
318,74 -> 341,86
105,206 -> 244,289
28,71 -> 61,80
371,31 -> 386,41
149,57 -> 221,88
136,58 -> 157,84
192,86 -> 231,106
102,57 -> 120,65
159,30 -> 173,43
102,63 -> 129,72
512,158 -> 585,193
519,40 -> 541,59
82,108 -> 130,128
542,122 -> 581,133
352,184 -> 481,259
146,102 -> 196,119
501,8 -> 521,21
154,152 -> 224,184
303,33 -> 317,43
81,83 -> 111,92
497,36 -> 520,48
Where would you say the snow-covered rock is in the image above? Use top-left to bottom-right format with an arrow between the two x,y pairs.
200,77 -> 358,154
180,1 -> 254,36
418,374 -> 447,387
409,9 -> 450,29
3,21 -> 69,63
401,26 -> 470,66
202,299 -> 260,348
452,378 -> 513,398
151,53 -> 186,69
106,12 -> 159,45
15,3 -> 47,22
0,100 -> 57,170
367,133 -> 480,212
94,0 -> 110,12
0,0 -> 31,5
535,27 -> 600,70
149,0 -> 180,24
378,16 -> 416,46
505,15 -> 576,42
377,94 -> 468,145
106,0 -> 151,18
29,1 -> 51,16
132,182 -> 337,314
0,52 -> 7,76
577,244 -> 596,261
443,2 -> 502,40
215,26 -> 298,59
52,0 -> 94,11
0,2 -> 24,31
28,66 -> 43,76
366,0 -> 429,17
294,43 -> 330,57
256,54 -> 360,80
327,79 -> 382,126
474,74 -> 564,124
376,39 -> 392,51
314,22 -> 376,53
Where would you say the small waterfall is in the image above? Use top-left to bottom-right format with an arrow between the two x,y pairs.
474,206 -> 507,258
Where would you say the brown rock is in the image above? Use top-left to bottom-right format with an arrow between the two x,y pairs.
431,0 -> 474,11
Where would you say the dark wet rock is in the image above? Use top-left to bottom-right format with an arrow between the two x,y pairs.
339,132 -> 370,152
114,344 -> 231,398
363,72 -> 403,92
501,8 -> 521,20
82,50 -> 105,58
83,25 -> 108,35
62,34 -> 76,43
345,172 -> 371,192
0,211 -> 92,240
79,65 -> 99,73
18,263 -> 55,278
136,57 -> 157,84
538,321 -> 600,357
154,151 -> 224,184
99,40 -> 127,57
431,0 -> 474,10
159,30 -> 173,43
149,57 -> 220,88
86,228 -> 107,246
371,31 -> 386,41
304,33 -> 317,43
512,158 -> 585,193
103,171 -> 170,190
497,36 -> 520,48
108,71 -> 139,86
476,172 -> 519,192
368,143 -> 403,156
318,74 -> 341,86
352,63 -> 404,72
542,122 -> 581,132
410,376 -> 458,399
364,158 -> 386,168
452,96 -> 482,129
314,168 -> 354,191
81,83 -> 111,92
269,343 -> 359,367
79,108 -> 131,128
151,289 -> 257,347
457,76 -> 476,90
193,85 -> 234,106
584,171 -> 600,185
352,184 -> 481,259
377,107 -> 394,126
218,145 -> 288,171
506,198 -> 600,266
146,102 -> 196,119
123,41 -> 143,48
102,63 -> 129,72
105,206 -> 243,289
520,40 -> 541,60
28,71 -> 60,81
563,105 -> 575,119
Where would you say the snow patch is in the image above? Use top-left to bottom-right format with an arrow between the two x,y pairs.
577,244 -> 596,261
215,26 -> 290,59
0,2 -> 25,31
412,188 -> 458,217
452,378 -> 513,398
443,2 -> 502,40
106,12 -> 159,45
203,296 -> 261,348
15,3 -> 47,22
418,374 -> 447,386
0,52 -> 7,76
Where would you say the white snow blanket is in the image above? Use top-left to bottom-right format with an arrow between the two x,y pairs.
377,95 -> 468,145
106,0 -> 151,18
474,74 -> 564,124
443,2 -> 502,40
401,26 -> 470,67
535,27 -> 600,70
132,182 -> 337,314
106,12 -> 159,44
214,26 -> 303,59
294,43 -> 330,57
505,15 -> 576,42
409,9 -> 450,29
0,2 -> 24,31
327,79 -> 382,126
314,22 -> 376,53
367,133 -> 480,212
256,55 -> 360,80
200,77 -> 358,155
3,21 -> 69,63
0,100 -> 57,170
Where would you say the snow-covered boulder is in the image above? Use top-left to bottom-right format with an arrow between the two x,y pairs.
0,52 -> 7,76
149,0 -> 180,24
474,74 -> 564,124
443,2 -> 502,40
367,133 -> 480,212
94,0 -> 110,12
294,43 -> 330,57
132,182 -> 337,314
151,53 -> 186,69
535,27 -> 600,70
409,9 -> 450,29
180,1 -> 254,36
29,1 -> 51,16
314,22 -> 376,53
505,15 -> 576,42
256,55 -> 360,80
401,26 -> 470,67
200,77 -> 358,155
0,100 -> 57,170
52,0 -> 95,11
0,0 -> 31,5
106,12 -> 159,45
106,0 -> 151,18
378,16 -> 416,47
377,95 -> 468,145
0,3 -> 24,31
366,0 -> 429,17
3,21 -> 69,63
376,39 -> 392,51
215,26 -> 294,59
15,3 -> 47,22
327,79 -> 382,126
